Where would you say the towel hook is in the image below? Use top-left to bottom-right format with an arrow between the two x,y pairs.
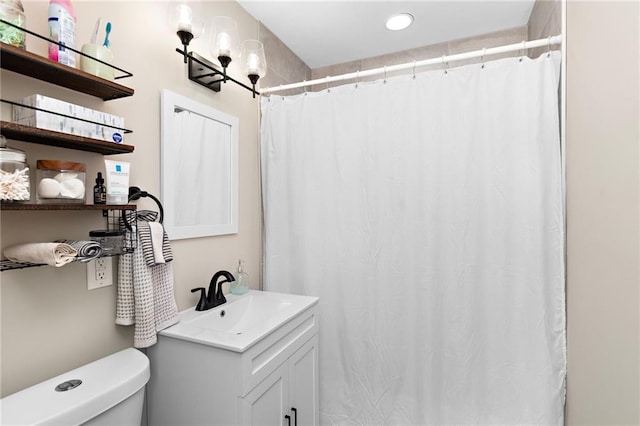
122,186 -> 165,231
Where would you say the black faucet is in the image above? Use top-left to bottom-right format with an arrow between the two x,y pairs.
190,270 -> 235,311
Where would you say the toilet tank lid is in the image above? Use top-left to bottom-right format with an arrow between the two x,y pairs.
1,348 -> 150,426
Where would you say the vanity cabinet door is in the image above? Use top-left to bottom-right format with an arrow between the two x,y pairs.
240,362 -> 289,426
288,335 -> 319,426
239,334 -> 319,426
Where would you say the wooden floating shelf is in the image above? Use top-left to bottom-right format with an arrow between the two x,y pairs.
0,121 -> 134,155
0,203 -> 136,211
0,43 -> 134,101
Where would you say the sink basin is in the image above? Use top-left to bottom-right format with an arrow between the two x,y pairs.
159,290 -> 318,352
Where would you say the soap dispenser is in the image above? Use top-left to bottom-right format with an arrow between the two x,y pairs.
231,259 -> 249,295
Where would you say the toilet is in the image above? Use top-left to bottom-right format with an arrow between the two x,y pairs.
1,348 -> 149,426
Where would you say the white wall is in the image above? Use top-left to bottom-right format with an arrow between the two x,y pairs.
0,0 -> 262,397
566,1 -> 640,423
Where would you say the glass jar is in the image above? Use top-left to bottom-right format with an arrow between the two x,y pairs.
0,135 -> 30,201
0,0 -> 26,49
36,160 -> 86,203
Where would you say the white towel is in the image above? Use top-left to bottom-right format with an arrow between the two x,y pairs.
3,243 -> 77,267
148,222 -> 166,265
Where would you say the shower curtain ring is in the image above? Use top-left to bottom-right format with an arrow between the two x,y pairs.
303,80 -> 307,96
519,40 -> 526,62
547,36 -> 552,57
355,70 -> 360,88
481,48 -> 486,69
412,60 -> 416,79
442,55 -> 448,74
383,65 -> 387,84
326,76 -> 331,93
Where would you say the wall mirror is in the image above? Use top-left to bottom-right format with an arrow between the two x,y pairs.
161,89 -> 238,239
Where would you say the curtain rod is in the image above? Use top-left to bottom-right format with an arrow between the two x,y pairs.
261,34 -> 562,94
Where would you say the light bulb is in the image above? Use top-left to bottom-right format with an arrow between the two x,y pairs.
217,32 -> 231,57
210,16 -> 240,61
240,39 -> 266,78
247,53 -> 260,75
175,4 -> 192,32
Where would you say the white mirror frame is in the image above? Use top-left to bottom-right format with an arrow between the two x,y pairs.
161,89 -> 239,239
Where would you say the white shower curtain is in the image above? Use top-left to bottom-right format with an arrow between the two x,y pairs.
261,51 -> 565,425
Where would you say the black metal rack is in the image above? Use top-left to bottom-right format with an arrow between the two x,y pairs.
0,207 -> 137,272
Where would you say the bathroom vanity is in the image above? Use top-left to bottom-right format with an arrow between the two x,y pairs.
146,290 -> 319,426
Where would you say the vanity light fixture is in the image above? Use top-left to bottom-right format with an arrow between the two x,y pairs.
168,1 -> 267,98
385,13 -> 414,31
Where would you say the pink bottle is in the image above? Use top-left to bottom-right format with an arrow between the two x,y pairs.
48,0 -> 76,67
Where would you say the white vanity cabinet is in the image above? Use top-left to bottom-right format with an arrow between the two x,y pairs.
240,334 -> 318,426
146,295 -> 319,426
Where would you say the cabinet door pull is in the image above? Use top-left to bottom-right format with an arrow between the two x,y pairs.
285,414 -> 291,426
291,407 -> 298,426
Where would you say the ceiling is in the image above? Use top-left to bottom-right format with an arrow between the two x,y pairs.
236,1 -> 536,69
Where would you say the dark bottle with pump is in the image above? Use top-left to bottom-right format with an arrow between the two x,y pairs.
93,172 -> 106,204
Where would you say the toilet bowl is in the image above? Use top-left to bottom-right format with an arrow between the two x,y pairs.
1,348 -> 150,426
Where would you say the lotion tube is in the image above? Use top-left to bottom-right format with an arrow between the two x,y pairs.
104,159 -> 130,204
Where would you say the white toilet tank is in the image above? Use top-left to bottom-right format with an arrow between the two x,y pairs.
1,348 -> 150,426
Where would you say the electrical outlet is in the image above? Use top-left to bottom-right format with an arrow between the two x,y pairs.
95,257 -> 107,272
87,257 -> 113,290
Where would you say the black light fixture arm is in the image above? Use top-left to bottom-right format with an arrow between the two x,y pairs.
176,30 -> 194,63
176,48 -> 260,97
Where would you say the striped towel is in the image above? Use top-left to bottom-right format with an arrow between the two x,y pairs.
138,221 -> 173,266
56,239 -> 103,262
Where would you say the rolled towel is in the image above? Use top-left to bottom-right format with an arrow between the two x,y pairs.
3,243 -> 78,267
55,239 -> 103,262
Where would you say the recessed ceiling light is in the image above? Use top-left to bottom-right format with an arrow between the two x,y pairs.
385,13 -> 414,31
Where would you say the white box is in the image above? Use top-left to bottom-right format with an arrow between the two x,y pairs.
12,94 -> 125,143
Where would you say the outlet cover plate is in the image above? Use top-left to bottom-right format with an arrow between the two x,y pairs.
87,257 -> 113,290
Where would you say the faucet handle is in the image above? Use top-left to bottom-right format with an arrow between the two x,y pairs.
190,287 -> 208,311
